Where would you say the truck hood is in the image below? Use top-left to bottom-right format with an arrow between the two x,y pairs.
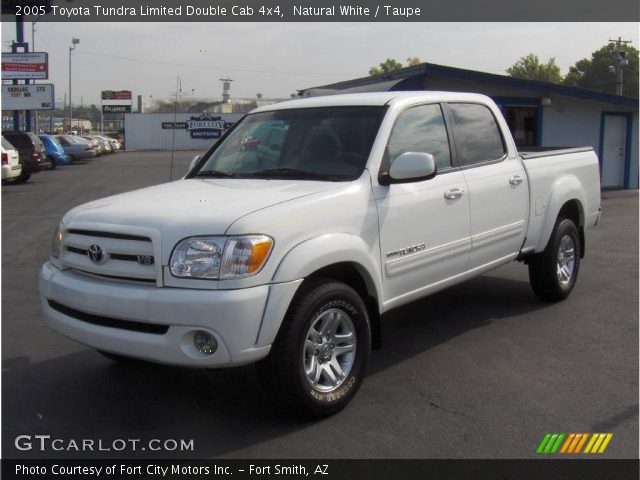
63,178 -> 341,236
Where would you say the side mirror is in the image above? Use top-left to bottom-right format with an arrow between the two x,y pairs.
188,155 -> 201,173
381,152 -> 437,185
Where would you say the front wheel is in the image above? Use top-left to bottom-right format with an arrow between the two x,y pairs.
259,279 -> 371,417
528,218 -> 580,301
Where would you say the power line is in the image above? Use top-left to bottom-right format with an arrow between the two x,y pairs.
77,50 -> 360,77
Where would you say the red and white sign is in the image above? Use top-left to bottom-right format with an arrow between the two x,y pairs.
1,53 -> 48,80
102,90 -> 132,101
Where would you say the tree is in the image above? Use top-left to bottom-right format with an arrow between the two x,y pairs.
563,43 -> 638,97
369,57 -> 421,76
506,54 -> 563,83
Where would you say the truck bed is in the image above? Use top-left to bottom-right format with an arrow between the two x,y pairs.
519,147 -> 601,254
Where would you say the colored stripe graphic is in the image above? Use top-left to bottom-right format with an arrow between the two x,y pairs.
585,433 -> 614,454
536,433 -> 565,454
537,433 -> 613,454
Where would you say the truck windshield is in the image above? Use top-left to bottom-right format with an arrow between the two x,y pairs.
193,106 -> 386,181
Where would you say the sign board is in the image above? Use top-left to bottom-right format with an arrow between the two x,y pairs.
186,114 -> 233,139
162,122 -> 188,129
102,105 -> 132,114
101,90 -> 132,101
1,52 -> 48,80
1,84 -> 54,110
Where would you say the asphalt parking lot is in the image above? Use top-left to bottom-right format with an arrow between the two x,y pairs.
2,151 -> 638,459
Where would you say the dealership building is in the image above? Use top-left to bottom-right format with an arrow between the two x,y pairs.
300,62 -> 639,189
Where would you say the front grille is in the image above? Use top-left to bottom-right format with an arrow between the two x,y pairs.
61,228 -> 157,284
48,300 -> 169,335
67,246 -> 154,264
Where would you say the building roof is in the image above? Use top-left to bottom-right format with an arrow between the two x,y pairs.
299,62 -> 639,109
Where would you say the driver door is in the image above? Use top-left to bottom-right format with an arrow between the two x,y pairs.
373,103 -> 471,309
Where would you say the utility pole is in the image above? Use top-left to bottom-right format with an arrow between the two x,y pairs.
69,37 -> 80,132
608,37 -> 632,96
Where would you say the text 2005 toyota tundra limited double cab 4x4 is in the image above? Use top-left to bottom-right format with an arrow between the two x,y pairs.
40,92 -> 601,416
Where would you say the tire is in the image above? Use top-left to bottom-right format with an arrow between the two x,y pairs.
528,218 -> 580,302
16,172 -> 31,183
259,278 -> 371,417
48,156 -> 57,170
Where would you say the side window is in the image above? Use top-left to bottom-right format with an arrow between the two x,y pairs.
448,103 -> 506,166
387,104 -> 452,171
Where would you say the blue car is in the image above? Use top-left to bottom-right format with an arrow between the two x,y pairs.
39,135 -> 71,168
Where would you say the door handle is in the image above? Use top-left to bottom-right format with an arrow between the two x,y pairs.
444,188 -> 464,200
509,175 -> 523,186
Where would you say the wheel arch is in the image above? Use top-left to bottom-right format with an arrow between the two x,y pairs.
539,175 -> 587,258
268,234 -> 383,349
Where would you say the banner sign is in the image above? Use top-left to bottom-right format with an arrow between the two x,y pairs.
162,122 -> 188,129
1,84 -> 54,110
102,105 -> 132,113
1,52 -> 48,80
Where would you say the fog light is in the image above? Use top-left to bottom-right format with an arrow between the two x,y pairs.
194,331 -> 217,355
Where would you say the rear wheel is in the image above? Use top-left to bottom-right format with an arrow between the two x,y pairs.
528,218 -> 580,301
16,171 -> 31,183
259,278 -> 371,417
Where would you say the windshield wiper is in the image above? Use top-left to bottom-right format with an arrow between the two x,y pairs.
247,168 -> 340,181
195,170 -> 237,178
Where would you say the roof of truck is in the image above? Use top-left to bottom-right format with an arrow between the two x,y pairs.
251,91 -> 492,112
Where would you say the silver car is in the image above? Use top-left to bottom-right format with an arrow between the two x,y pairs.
56,135 -> 98,161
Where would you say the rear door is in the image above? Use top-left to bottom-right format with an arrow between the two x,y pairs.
374,103 -> 471,307
445,102 -> 528,273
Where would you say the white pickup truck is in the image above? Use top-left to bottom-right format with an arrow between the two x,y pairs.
40,92 -> 601,416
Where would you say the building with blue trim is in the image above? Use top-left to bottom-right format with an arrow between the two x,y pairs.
300,62 -> 638,189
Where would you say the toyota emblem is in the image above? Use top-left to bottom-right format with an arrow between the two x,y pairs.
87,244 -> 104,263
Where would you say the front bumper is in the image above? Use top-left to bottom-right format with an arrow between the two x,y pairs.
39,261 -> 299,367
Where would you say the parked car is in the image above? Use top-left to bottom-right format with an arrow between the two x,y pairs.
1,136 -> 22,182
39,135 -> 71,167
89,135 -> 113,154
95,135 -> 118,152
56,135 -> 98,162
105,132 -> 124,149
80,136 -> 103,155
2,131 -> 49,182
40,92 -> 601,417
106,137 -> 121,151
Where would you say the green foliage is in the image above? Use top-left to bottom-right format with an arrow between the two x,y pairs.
369,57 -> 421,76
506,54 -> 563,83
563,43 -> 638,97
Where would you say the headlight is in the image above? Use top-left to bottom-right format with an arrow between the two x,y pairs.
170,235 -> 273,280
51,227 -> 63,259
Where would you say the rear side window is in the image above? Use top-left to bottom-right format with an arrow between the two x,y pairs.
3,133 -> 29,149
448,103 -> 506,166
387,104 -> 452,171
2,137 -> 15,150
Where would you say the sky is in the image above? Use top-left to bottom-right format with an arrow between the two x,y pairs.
1,22 -> 638,107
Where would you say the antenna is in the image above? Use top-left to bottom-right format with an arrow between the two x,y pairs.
169,75 -> 180,181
